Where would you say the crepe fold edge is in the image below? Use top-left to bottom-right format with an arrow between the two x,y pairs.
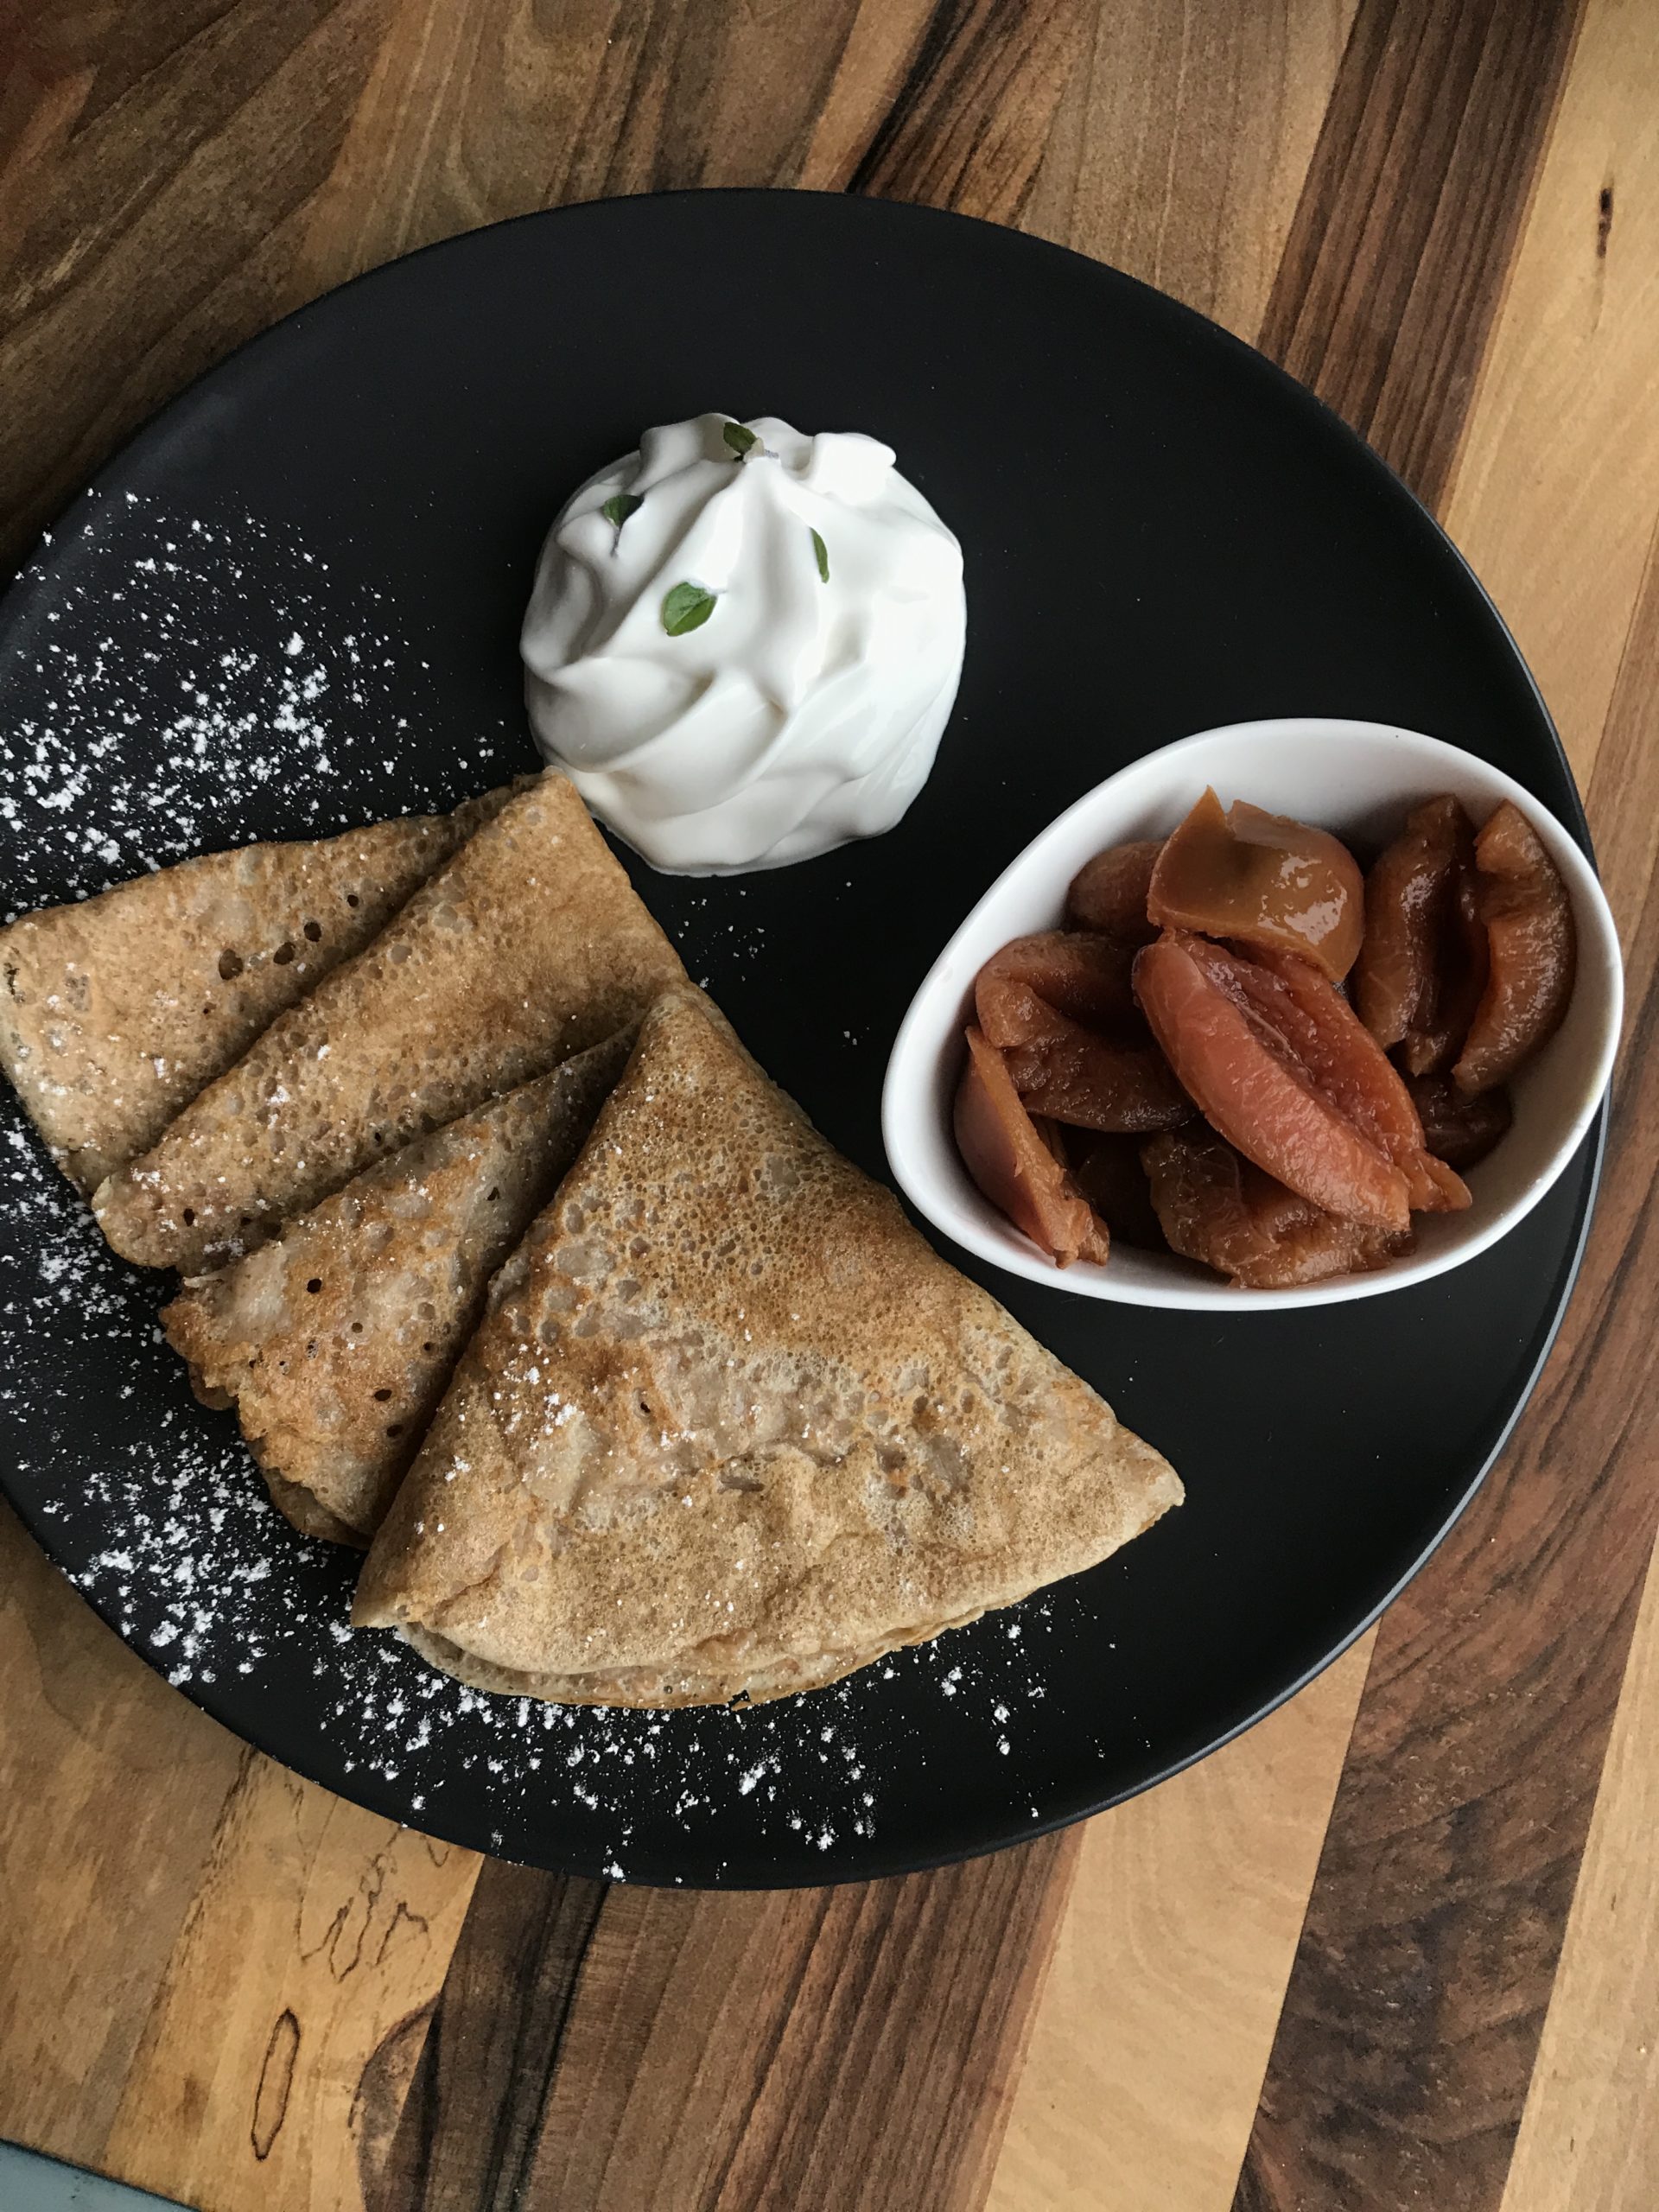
395,1608 -> 996,1708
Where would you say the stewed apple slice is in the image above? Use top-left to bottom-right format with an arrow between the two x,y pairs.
1405,1072 -> 1513,1171
1354,794 -> 1488,1077
1453,800 -> 1577,1095
1069,1134 -> 1167,1249
1147,788 -> 1364,981
1355,795 -> 1472,1048
1400,850 -> 1490,1077
975,930 -> 1137,1035
975,934 -> 1190,1135
1133,929 -> 1412,1231
1004,1029 -> 1191,1135
953,1027 -> 1109,1267
1141,1126 -> 1413,1288
1239,948 -> 1469,1211
1065,841 -> 1163,941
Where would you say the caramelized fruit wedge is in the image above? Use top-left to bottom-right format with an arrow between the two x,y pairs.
1355,795 -> 1472,1049
1142,1127 -> 1413,1288
1004,1015 -> 1192,1135
954,1027 -> 1109,1267
1401,836 -> 1489,1075
1065,841 -> 1163,941
1406,1073 -> 1513,1171
1453,800 -> 1577,1094
1070,1134 -> 1168,1249
1147,788 -> 1364,981
1234,1173 -> 1413,1287
976,936 -> 1190,1133
1240,948 -> 1470,1211
1141,1126 -> 1271,1280
975,931 -> 1136,1039
1134,929 -> 1411,1230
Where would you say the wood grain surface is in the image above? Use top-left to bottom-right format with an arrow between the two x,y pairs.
988,1644 -> 1373,2212
2,4 -> 1657,2210
360,1834 -> 1077,2212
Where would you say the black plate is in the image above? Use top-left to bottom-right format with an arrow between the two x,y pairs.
0,192 -> 1598,1887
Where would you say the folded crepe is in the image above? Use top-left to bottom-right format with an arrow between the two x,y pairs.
353,985 -> 1182,1707
162,1029 -> 634,1545
0,804 -> 504,1195
94,773 -> 684,1274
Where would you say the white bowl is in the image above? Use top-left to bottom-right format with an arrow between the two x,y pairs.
882,718 -> 1623,1311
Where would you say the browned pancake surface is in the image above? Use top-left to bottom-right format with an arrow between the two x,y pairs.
163,1031 -> 633,1542
355,986 -> 1182,1706
94,774 -> 683,1271
0,816 -> 466,1193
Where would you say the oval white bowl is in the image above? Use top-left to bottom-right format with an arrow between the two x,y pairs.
882,718 -> 1623,1311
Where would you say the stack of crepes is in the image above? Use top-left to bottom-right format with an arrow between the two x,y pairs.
2,773 -> 1180,1705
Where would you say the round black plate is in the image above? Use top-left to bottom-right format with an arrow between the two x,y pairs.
0,193 -> 1597,1887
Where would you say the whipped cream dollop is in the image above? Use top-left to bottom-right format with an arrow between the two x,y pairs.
520,414 -> 965,873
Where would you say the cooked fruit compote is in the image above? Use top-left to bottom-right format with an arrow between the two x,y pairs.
954,785 -> 1576,1286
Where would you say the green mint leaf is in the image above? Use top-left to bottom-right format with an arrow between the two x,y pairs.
810,528 -> 830,582
722,421 -> 758,458
601,491 -> 643,531
662,582 -> 717,636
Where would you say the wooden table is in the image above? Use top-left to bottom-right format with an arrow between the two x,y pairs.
2,4 -> 1656,2208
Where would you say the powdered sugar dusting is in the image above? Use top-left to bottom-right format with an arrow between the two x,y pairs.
1,1102 -> 1066,1877
3,494 -> 510,915
0,497 -> 1071,1883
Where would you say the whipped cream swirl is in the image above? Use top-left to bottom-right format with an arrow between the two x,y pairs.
521,414 -> 965,873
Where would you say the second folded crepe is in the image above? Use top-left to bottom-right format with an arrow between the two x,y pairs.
95,773 -> 683,1273
354,986 -> 1183,1706
162,1032 -> 633,1544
